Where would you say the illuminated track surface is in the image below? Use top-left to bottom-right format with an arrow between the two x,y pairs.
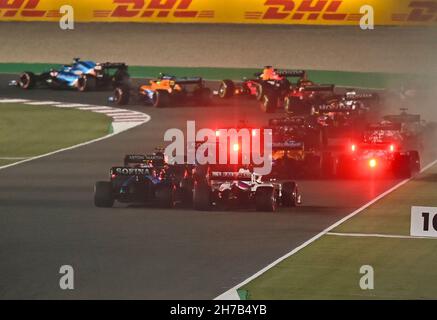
1,74 -> 425,299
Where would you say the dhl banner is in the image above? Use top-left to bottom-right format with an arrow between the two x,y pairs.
0,0 -> 436,25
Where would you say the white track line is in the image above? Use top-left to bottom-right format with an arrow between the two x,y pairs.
0,98 -> 151,171
327,232 -> 437,240
215,159 -> 437,300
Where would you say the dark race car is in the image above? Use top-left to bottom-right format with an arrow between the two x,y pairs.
383,108 -> 435,152
283,78 -> 335,115
313,90 -> 379,137
94,152 -> 193,208
9,58 -> 129,92
267,116 -> 336,178
336,121 -> 421,178
111,74 -> 211,107
217,67 -> 306,113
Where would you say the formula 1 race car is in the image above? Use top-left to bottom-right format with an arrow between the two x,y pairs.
111,74 -> 211,107
9,58 -> 129,92
268,116 -> 335,178
312,90 -> 378,137
383,108 -> 435,151
192,164 -> 301,212
94,152 -> 193,208
336,122 -> 421,178
217,67 -> 306,113
283,78 -> 335,115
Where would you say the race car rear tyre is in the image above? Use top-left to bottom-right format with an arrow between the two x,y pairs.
113,86 -> 130,106
152,90 -> 170,108
218,80 -> 235,99
155,184 -> 176,208
94,181 -> 114,208
255,187 -> 278,212
193,181 -> 211,211
255,83 -> 265,101
261,91 -> 278,113
19,72 -> 36,89
113,69 -> 130,87
281,182 -> 298,207
393,153 -> 412,178
408,150 -> 421,174
77,75 -> 96,92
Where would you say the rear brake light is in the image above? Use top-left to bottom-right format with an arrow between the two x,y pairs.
111,173 -> 117,179
215,130 -> 220,137
252,129 -> 257,137
351,144 -> 357,152
389,144 -> 395,152
233,143 -> 239,152
369,159 -> 377,168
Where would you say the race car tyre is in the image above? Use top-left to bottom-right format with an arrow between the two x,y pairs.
255,83 -> 265,101
152,90 -> 170,108
94,181 -> 114,208
281,182 -> 298,207
155,184 -> 176,208
113,86 -> 130,106
393,153 -> 412,178
113,69 -> 130,87
261,91 -> 278,113
218,80 -> 235,99
255,187 -> 278,212
408,150 -> 421,174
18,72 -> 36,89
283,96 -> 293,113
193,181 -> 211,211
77,75 -> 97,92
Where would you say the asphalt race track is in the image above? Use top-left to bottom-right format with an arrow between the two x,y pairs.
0,74 -> 414,299
0,19 -> 436,301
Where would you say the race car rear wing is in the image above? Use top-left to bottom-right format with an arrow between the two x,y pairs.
344,92 -> 379,100
97,62 -> 128,70
124,154 -> 165,166
272,141 -> 304,150
110,166 -> 151,176
209,170 -> 253,181
174,77 -> 203,85
253,70 -> 306,78
366,122 -> 402,131
302,84 -> 335,92
268,117 -> 307,127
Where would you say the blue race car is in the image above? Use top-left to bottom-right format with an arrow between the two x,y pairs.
10,58 -> 129,92
94,152 -> 194,208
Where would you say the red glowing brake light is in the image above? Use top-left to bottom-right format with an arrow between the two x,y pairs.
389,144 -> 395,152
369,159 -> 377,168
233,143 -> 240,152
252,129 -> 257,137
215,130 -> 220,137
351,144 -> 357,152
111,173 -> 117,179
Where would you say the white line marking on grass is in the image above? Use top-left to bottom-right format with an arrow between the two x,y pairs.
215,159 -> 437,300
0,99 -> 30,103
0,98 -> 151,171
24,101 -> 59,105
0,157 -> 30,160
327,232 -> 437,240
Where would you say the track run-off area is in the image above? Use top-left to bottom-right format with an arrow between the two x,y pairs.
0,23 -> 436,299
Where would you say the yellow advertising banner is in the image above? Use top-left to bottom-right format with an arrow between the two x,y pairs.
0,0 -> 436,25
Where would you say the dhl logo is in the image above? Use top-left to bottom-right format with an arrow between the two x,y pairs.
0,0 -> 60,18
392,1 -> 437,22
245,0 -> 355,21
93,0 -> 214,19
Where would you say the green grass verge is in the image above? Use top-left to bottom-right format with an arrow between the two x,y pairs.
1,63 -> 435,90
241,164 -> 437,299
0,103 -> 111,167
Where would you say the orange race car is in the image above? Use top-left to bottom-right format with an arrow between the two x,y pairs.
110,74 -> 212,107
